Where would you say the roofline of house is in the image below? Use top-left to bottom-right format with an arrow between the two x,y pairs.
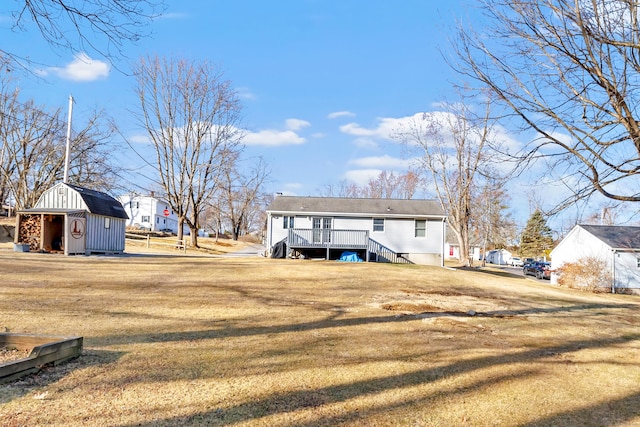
267,210 -> 446,219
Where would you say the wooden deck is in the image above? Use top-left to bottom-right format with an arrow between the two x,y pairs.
286,229 -> 413,264
287,229 -> 369,249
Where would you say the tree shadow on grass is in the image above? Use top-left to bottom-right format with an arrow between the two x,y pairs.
121,334 -> 640,426
0,349 -> 125,405
90,300 -> 638,347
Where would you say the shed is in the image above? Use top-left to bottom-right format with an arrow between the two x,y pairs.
15,183 -> 128,255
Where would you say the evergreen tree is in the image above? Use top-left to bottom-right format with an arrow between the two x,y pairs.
519,210 -> 554,258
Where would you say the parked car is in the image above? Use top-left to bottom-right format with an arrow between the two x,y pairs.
510,257 -> 524,267
523,261 -> 551,280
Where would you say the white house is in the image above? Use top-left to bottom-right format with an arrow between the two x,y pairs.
444,225 -> 482,263
118,194 -> 181,234
550,224 -> 640,294
265,196 -> 447,266
15,182 -> 128,255
485,248 -> 512,265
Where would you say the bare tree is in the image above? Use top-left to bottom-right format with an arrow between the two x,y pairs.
453,0 -> 640,212
134,55 -> 243,247
474,175 -> 517,259
396,98 -> 500,266
6,0 -> 163,70
319,170 -> 423,199
219,157 -> 270,240
0,82 -> 121,209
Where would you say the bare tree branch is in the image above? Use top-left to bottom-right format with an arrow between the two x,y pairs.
452,0 -> 640,207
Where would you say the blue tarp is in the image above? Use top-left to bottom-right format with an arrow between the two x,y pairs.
338,251 -> 363,262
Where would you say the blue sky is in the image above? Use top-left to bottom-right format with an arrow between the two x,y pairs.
2,0 -> 625,231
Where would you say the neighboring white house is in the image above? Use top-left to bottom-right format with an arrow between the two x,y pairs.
485,248 -> 512,265
550,224 -> 640,294
118,194 -> 181,234
444,225 -> 482,263
265,196 -> 447,266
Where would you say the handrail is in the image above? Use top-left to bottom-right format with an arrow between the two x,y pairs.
288,229 -> 369,247
368,239 -> 413,264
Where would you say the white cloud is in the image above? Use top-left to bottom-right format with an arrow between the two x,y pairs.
349,155 -> 413,169
47,53 -> 110,82
244,129 -> 305,146
285,118 -> 311,131
328,111 -> 356,119
339,122 -> 379,137
343,169 -> 383,186
243,119 -> 310,146
353,137 -> 378,149
340,116 -> 415,140
236,87 -> 257,100
128,134 -> 150,144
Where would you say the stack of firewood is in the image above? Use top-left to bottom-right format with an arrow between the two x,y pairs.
18,215 -> 41,251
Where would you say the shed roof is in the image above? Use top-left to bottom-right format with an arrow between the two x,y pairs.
64,184 -> 129,219
267,196 -> 445,217
580,224 -> 640,250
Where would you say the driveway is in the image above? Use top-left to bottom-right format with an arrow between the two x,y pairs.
222,242 -> 266,257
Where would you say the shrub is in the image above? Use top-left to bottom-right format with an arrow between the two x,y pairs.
555,256 -> 611,293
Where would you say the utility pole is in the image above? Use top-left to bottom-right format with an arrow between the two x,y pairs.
63,95 -> 74,184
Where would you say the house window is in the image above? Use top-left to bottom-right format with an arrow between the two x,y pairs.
373,218 -> 384,232
415,220 -> 426,237
142,215 -> 150,223
156,217 -> 160,224
283,216 -> 294,229
637,256 -> 640,269
105,217 -> 110,229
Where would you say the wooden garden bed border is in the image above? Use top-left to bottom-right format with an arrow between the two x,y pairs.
0,333 -> 83,384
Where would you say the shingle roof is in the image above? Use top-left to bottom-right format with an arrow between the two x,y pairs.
66,183 -> 129,219
580,224 -> 640,250
266,196 -> 445,217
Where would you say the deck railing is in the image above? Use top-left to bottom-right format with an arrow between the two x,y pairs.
287,228 -> 369,249
368,239 -> 413,264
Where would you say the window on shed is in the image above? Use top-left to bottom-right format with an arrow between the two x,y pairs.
141,215 -> 150,223
637,256 -> 640,269
373,218 -> 384,232
105,217 -> 110,229
283,216 -> 294,229
415,220 -> 426,237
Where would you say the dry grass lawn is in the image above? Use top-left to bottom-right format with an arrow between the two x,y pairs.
0,246 -> 639,426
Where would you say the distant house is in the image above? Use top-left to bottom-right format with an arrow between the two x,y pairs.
118,194 -> 181,234
485,248 -> 512,265
265,196 -> 447,266
15,183 -> 128,255
444,225 -> 482,263
550,224 -> 640,294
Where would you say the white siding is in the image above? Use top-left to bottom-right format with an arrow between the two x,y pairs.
614,253 -> 640,290
35,184 -> 88,211
550,226 -> 612,285
85,215 -> 125,254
